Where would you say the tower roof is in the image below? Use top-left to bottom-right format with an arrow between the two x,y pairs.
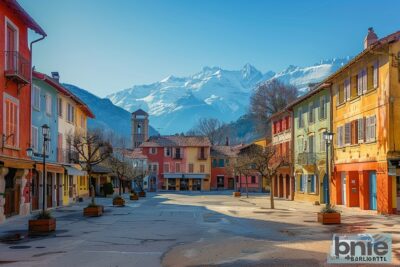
132,109 -> 148,116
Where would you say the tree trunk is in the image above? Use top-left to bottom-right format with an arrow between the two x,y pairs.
245,175 -> 249,198
270,176 -> 275,209
88,171 -> 96,205
119,178 -> 122,196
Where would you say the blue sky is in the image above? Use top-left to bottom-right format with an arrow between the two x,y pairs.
20,0 -> 400,97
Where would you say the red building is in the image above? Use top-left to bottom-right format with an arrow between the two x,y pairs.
210,146 -> 237,190
270,110 -> 294,200
141,135 -> 212,191
0,0 -> 46,223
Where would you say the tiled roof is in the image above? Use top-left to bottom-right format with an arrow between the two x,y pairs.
132,109 -> 148,116
140,135 -> 211,147
114,148 -> 148,159
4,0 -> 46,36
211,146 -> 237,157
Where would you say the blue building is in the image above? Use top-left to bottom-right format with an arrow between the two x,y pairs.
30,71 -> 65,210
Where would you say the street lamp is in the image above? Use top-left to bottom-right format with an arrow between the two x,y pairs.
41,124 -> 51,213
323,131 -> 334,205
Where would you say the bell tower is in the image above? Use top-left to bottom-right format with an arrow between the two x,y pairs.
132,109 -> 149,149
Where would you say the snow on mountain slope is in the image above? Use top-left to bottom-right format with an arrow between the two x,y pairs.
63,83 -> 158,144
107,58 -> 350,134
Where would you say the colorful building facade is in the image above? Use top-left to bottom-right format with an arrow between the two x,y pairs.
290,84 -> 331,204
270,110 -> 294,200
328,29 -> 400,214
0,0 -> 46,223
141,135 -> 211,191
210,146 -> 236,190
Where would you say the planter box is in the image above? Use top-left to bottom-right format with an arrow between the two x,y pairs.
233,192 -> 241,197
130,194 -> 139,200
113,198 -> 125,206
84,206 -> 103,217
138,191 -> 146,197
29,218 -> 56,233
318,212 -> 341,224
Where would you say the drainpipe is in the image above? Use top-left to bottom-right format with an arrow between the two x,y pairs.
29,34 -> 46,212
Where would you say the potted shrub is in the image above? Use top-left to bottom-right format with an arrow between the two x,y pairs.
233,191 -> 241,197
130,191 -> 139,201
318,204 -> 341,224
138,190 -> 146,197
113,195 -> 125,206
29,210 -> 56,233
83,203 -> 103,217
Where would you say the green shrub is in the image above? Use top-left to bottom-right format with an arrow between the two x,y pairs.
320,204 -> 339,213
36,210 -> 52,219
103,182 -> 114,196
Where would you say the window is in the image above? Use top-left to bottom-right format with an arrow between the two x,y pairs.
31,126 -> 39,153
57,98 -> 63,117
337,126 -> 344,147
366,115 -> 376,142
308,135 -> 314,153
297,137 -> 303,153
218,159 -> 225,167
351,120 -> 358,145
45,93 -> 52,115
345,78 -> 351,101
175,148 -> 182,159
163,163 -> 170,173
164,147 -> 172,157
319,95 -> 326,120
298,107 -> 303,128
319,132 -> 325,152
358,118 -> 365,143
226,159 -> 230,166
175,162 -> 181,172
299,174 -> 307,192
188,163 -> 194,173
150,147 -> 157,154
338,83 -> 345,105
32,85 -> 40,110
5,18 -> 19,71
250,176 -> 256,184
344,123 -> 351,145
308,102 -> 314,123
67,103 -> 75,123
199,147 -> 206,159
3,94 -> 19,147
212,159 -> 217,167
200,164 -> 205,173
309,175 -> 317,193
373,61 -> 379,89
80,114 -> 85,128
151,164 -> 158,172
45,131 -> 51,155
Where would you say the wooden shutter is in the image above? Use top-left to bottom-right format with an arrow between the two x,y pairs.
345,123 -> 351,145
358,118 -> 364,143
373,61 -> 379,88
345,78 -> 351,101
362,68 -> 368,94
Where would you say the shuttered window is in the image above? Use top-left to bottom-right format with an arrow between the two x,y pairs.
164,163 -> 170,173
358,118 -> 365,143
366,115 -> 376,142
344,123 -> 351,145
319,95 -> 327,120
309,175 -> 317,193
308,102 -> 314,123
344,78 -> 351,101
351,120 -> 358,145
320,132 -> 326,152
31,126 -> 39,152
298,107 -> 303,128
32,85 -> 40,110
4,94 -> 19,147
188,163 -> 194,173
308,135 -> 314,153
45,93 -> 52,115
373,61 -> 379,89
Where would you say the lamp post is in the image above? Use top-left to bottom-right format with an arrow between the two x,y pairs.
323,131 -> 334,205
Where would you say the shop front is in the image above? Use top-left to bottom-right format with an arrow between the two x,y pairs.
164,173 -> 207,191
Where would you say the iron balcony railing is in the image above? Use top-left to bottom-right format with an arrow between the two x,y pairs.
4,51 -> 31,84
296,152 -> 326,165
57,148 -> 80,164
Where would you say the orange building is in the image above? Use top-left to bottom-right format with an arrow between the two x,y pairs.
0,0 -> 46,223
328,29 -> 400,214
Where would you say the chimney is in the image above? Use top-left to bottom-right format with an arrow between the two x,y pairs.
225,136 -> 230,146
364,27 -> 378,49
51,72 -> 60,82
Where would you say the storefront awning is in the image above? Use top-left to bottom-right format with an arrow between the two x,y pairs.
64,166 -> 87,176
0,157 -> 34,169
164,173 -> 207,179
35,163 -> 65,173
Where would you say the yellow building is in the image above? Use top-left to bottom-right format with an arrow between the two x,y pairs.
327,28 -> 400,214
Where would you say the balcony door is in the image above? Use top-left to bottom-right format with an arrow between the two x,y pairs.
5,21 -> 18,71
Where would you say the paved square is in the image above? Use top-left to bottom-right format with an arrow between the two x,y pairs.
0,192 -> 399,266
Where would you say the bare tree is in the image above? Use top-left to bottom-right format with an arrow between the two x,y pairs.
67,129 -> 113,205
250,79 -> 298,135
107,153 -> 137,196
245,143 -> 288,209
189,118 -> 225,145
234,153 -> 253,198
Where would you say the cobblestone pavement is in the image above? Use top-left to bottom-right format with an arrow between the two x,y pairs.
0,192 -> 399,266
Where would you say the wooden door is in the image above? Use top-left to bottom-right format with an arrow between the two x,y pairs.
4,169 -> 19,217
31,171 -> 39,210
228,178 -> 234,190
47,173 -> 52,208
5,24 -> 16,71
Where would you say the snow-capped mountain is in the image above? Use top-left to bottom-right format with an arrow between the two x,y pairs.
107,57 -> 350,134
62,83 -> 158,144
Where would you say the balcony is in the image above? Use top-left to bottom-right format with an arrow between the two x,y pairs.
297,152 -> 317,165
58,148 -> 80,164
4,51 -> 31,85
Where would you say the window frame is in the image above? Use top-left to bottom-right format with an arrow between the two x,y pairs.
3,93 -> 19,148
45,93 -> 52,116
32,85 -> 41,111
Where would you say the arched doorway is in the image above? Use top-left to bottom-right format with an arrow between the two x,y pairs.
278,174 -> 284,198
